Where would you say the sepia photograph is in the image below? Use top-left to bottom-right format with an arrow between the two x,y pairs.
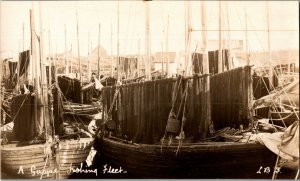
0,0 -> 299,179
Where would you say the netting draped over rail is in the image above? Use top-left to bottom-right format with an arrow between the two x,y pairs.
102,75 -> 212,144
210,66 -> 252,130
101,66 -> 252,144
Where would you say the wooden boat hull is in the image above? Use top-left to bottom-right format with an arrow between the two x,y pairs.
57,138 -> 93,179
1,138 -> 93,179
94,136 -> 279,179
1,143 -> 56,179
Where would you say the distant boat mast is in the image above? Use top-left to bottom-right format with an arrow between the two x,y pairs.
145,0 -> 151,80
98,23 -> 101,79
76,8 -> 82,83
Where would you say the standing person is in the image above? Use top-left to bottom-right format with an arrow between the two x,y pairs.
91,72 -> 103,100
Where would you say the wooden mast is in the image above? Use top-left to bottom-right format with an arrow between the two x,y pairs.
70,44 -> 72,74
145,0 -> 151,80
117,1 -> 120,81
88,32 -> 91,78
226,1 -> 232,70
184,1 -> 191,75
65,24 -> 69,74
76,8 -> 82,83
245,3 -> 249,65
98,23 -> 101,79
39,1 -> 51,137
76,8 -> 83,103
30,3 -> 42,135
166,15 -> 169,77
0,53 -> 2,123
161,41 -> 164,75
218,1 -> 223,73
49,29 -> 52,85
201,1 -> 209,74
266,1 -> 273,90
138,39 -> 141,77
110,23 -> 113,78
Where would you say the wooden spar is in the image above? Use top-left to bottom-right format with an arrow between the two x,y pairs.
201,1 -> 209,74
30,5 -> 42,134
76,8 -> 83,103
161,41 -> 164,75
184,1 -> 187,74
218,1 -> 223,73
122,69 -> 164,83
184,1 -> 191,75
65,24 -> 69,74
226,1 -> 232,70
266,1 -> 273,90
0,57 -> 2,123
88,32 -> 90,56
76,8 -> 82,83
122,71 -> 211,84
245,3 -> 249,65
166,15 -> 169,77
288,49 -> 291,75
88,32 -> 91,78
23,22 -> 25,51
39,1 -> 51,137
145,0 -> 151,80
110,23 -> 113,77
117,1 -> 120,81
98,23 -> 101,79
15,23 -> 25,92
70,44 -> 72,74
138,39 -> 141,77
49,29 -> 52,85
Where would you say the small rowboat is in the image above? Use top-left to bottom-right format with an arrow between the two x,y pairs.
1,138 -> 93,179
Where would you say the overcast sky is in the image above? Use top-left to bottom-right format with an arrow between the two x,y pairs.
1,1 -> 299,59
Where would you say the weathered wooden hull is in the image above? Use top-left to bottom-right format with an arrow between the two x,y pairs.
57,138 -> 93,179
1,138 -> 93,179
1,143 -> 56,179
95,136 -> 278,179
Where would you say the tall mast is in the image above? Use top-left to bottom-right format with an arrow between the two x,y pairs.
65,24 -> 69,74
245,3 -> 249,65
49,28 -> 52,84
166,15 -> 169,77
23,22 -> 25,51
88,32 -> 90,56
161,41 -> 164,75
117,1 -> 120,81
98,23 -> 101,79
0,55 -> 2,123
226,1 -> 232,70
138,39 -> 141,77
30,4 -> 41,134
266,1 -> 273,90
110,23 -> 113,77
76,8 -> 82,83
39,1 -> 51,137
145,0 -> 151,80
70,44 -> 72,74
218,1 -> 223,73
88,32 -> 91,78
184,1 -> 191,75
201,1 -> 209,74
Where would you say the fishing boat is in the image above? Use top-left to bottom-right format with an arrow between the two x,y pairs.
91,1 -> 298,179
92,67 -> 285,179
1,138 -> 92,179
1,4 -> 93,179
